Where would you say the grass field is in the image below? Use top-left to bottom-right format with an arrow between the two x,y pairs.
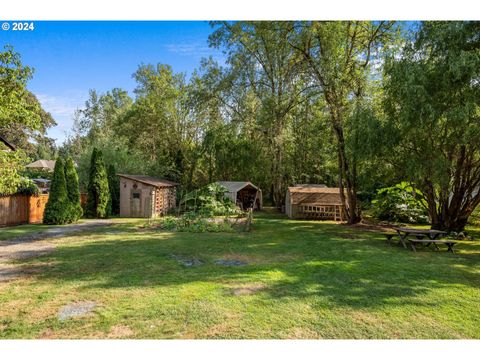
0,223 -> 58,241
1,211 -> 479,339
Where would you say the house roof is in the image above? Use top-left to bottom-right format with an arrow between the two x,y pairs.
0,135 -> 16,151
118,174 -> 179,188
216,181 -> 260,193
25,159 -> 56,171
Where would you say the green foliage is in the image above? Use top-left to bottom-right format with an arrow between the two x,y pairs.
154,213 -> 235,233
0,143 -> 26,195
64,156 -> 83,222
288,21 -> 399,223
0,45 -> 40,130
22,167 -> 53,180
107,164 -> 119,215
382,21 -> 480,231
16,178 -> 40,196
85,148 -> 111,218
43,157 -> 69,224
0,46 -> 53,194
179,183 -> 240,216
371,182 -> 429,224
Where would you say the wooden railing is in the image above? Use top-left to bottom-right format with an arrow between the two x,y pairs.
298,203 -> 343,221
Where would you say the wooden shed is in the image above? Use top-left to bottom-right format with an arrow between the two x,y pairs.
285,185 -> 344,221
118,174 -> 178,218
216,181 -> 262,211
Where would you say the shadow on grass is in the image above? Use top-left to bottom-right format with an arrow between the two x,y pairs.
24,212 -> 480,310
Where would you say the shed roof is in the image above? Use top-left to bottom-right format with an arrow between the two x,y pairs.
216,181 -> 260,193
287,186 -> 343,205
0,135 -> 16,151
118,174 -> 179,188
288,186 -> 341,194
26,159 -> 56,171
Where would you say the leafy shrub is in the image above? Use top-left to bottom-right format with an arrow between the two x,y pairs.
153,213 -> 235,233
179,183 -> 240,216
22,168 -> 53,181
370,182 -> 429,224
16,178 -> 40,196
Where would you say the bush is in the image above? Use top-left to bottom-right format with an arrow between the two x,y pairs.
64,156 -> 83,222
85,148 -> 111,218
152,213 -> 236,233
370,182 -> 429,224
43,157 -> 70,224
22,168 -> 53,181
16,178 -> 40,196
179,183 -> 240,216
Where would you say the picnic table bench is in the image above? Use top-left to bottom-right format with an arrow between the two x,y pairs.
405,238 -> 457,253
382,227 -> 456,253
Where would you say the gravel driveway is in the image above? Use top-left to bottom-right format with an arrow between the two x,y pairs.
0,220 -> 112,282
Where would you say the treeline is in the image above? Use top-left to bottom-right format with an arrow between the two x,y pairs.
58,21 -> 480,231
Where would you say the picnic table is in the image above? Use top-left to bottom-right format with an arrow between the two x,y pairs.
383,227 -> 456,253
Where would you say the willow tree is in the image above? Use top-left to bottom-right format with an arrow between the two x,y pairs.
209,21 -> 308,207
288,21 -> 398,223
383,21 -> 480,232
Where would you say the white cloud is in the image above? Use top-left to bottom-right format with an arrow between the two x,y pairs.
164,42 -> 225,66
165,42 -> 212,57
35,91 -> 88,145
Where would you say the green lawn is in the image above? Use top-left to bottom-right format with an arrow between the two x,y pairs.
1,211 -> 479,339
0,223 -> 58,241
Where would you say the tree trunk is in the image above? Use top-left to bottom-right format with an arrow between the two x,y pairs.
330,109 -> 361,224
424,178 -> 480,232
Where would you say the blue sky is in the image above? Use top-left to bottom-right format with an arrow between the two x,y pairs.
0,21 -> 223,144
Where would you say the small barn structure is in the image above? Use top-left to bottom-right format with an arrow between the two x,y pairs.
118,174 -> 178,218
285,185 -> 344,221
216,181 -> 262,210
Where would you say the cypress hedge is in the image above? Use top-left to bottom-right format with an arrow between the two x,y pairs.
85,148 -> 111,218
64,156 -> 83,222
107,164 -> 120,215
43,157 -> 69,224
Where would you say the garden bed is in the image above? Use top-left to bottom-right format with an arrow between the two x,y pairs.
141,212 -> 252,233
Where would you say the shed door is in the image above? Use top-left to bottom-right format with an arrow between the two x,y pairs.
131,191 -> 142,217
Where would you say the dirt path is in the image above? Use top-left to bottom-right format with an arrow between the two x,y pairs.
0,220 -> 112,282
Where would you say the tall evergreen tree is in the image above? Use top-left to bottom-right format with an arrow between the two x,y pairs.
64,156 -> 83,222
85,148 -> 111,218
43,157 -> 69,224
107,164 -> 120,215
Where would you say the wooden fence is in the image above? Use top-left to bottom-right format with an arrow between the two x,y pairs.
0,194 -> 49,227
